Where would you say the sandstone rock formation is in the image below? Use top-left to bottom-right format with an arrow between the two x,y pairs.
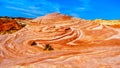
0,13 -> 120,68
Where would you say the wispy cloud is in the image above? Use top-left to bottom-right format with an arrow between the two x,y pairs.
0,0 -> 119,19
0,0 -> 91,18
6,6 -> 30,12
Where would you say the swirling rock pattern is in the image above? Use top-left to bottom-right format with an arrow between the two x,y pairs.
0,13 -> 120,68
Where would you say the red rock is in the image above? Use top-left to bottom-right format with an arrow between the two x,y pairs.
0,13 -> 120,68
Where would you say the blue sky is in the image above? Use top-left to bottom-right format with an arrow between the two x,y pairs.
0,0 -> 120,20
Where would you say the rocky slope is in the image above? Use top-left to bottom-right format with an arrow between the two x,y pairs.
0,17 -> 32,34
0,13 -> 120,68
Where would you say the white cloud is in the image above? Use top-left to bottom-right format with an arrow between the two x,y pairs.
74,7 -> 86,11
6,6 -> 30,12
28,6 -> 40,10
3,0 -> 62,17
6,6 -> 37,17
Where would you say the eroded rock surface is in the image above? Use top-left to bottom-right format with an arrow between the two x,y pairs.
0,13 -> 120,68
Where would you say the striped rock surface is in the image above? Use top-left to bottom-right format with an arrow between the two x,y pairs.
0,13 -> 120,68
